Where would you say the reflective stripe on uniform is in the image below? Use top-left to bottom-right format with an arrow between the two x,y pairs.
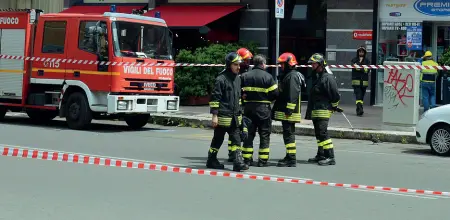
244,100 -> 272,103
259,148 -> 270,159
218,115 -> 242,127
352,80 -> 369,86
209,102 -> 219,108
286,142 -> 296,154
242,147 -> 253,159
274,111 -> 301,122
356,100 -> 363,104
318,139 -> 334,149
331,100 -> 339,107
286,102 -> 296,110
311,110 -> 332,119
242,84 -> 278,93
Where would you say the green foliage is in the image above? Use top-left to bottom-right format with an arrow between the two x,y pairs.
174,41 -> 259,98
439,48 -> 450,65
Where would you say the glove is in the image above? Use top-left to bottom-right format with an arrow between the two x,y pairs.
332,106 -> 343,113
240,116 -> 252,142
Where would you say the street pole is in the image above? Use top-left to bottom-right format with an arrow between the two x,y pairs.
275,18 -> 280,83
274,0 -> 284,83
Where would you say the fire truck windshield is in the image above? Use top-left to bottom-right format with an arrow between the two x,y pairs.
112,21 -> 173,60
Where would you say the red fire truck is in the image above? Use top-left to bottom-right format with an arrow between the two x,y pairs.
0,8 -> 179,130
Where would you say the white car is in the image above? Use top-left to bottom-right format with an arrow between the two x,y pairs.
416,104 -> 450,156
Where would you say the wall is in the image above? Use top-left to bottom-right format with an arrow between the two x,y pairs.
4,0 -> 64,13
239,0 -> 269,56
325,0 -> 374,105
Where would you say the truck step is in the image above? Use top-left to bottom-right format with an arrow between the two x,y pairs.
45,91 -> 61,94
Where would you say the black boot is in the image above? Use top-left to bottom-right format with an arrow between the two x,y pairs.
308,147 -> 325,163
277,154 -> 296,167
227,150 -> 235,162
233,149 -> 249,172
318,149 -> 336,166
244,157 -> 254,166
206,149 -> 225,169
356,103 -> 363,116
257,159 -> 268,167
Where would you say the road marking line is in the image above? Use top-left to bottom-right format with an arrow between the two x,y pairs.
346,188 -> 441,200
2,145 -> 450,197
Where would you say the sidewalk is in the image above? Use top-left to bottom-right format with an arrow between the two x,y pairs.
152,104 -> 419,144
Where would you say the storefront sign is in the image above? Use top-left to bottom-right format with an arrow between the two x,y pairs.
381,22 -> 421,31
414,0 -> 450,16
406,26 -> 422,50
380,0 -> 450,21
353,30 -> 372,40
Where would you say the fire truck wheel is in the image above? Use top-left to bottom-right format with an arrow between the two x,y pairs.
125,114 -> 150,130
0,107 -> 6,120
65,92 -> 93,130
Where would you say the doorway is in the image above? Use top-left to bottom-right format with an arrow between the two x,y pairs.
429,22 -> 450,105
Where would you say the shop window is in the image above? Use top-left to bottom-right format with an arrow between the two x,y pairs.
42,21 -> 66,54
377,22 -> 423,64
291,5 -> 307,20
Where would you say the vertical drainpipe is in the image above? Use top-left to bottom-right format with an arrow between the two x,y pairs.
370,0 -> 379,106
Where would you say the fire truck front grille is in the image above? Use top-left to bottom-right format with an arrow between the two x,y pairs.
124,78 -> 171,91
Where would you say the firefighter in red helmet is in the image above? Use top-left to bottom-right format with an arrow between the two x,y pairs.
272,52 -> 305,167
237,48 -> 253,74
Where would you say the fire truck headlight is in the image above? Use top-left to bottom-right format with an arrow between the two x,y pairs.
167,100 -> 177,110
117,100 -> 129,110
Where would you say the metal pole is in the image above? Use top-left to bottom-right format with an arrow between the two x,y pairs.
275,18 -> 280,83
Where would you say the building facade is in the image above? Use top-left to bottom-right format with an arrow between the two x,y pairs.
325,0 -> 376,105
0,0 -> 65,13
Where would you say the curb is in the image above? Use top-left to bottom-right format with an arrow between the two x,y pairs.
150,114 -> 418,144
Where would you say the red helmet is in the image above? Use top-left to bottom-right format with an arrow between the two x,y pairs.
277,52 -> 298,66
237,48 -> 253,60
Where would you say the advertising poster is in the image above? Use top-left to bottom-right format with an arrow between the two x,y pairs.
406,26 -> 422,50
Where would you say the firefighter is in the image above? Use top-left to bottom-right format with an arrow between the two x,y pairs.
272,52 -> 305,167
351,46 -> 370,116
226,47 -> 254,162
237,48 -> 253,74
207,52 -> 249,172
240,54 -> 279,167
306,53 -> 341,166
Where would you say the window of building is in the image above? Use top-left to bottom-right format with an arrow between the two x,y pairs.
291,4 -> 307,20
42,21 -> 67,54
375,21 -> 425,105
78,21 -> 109,60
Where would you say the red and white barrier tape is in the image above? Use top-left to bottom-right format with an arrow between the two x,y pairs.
0,54 -> 448,70
2,146 -> 449,196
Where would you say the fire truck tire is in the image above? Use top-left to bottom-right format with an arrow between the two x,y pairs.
0,107 -> 6,120
65,92 -> 93,130
125,114 -> 150,130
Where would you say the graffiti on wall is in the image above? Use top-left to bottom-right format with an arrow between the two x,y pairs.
384,69 -> 414,110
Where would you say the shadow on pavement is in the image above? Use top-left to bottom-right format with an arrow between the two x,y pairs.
182,156 -> 312,168
401,148 -> 440,157
0,116 -> 168,133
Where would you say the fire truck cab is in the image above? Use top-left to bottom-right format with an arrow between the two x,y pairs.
0,9 -> 179,130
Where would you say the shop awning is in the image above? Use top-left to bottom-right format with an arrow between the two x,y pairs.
144,5 -> 244,27
60,5 -> 244,27
60,5 -> 145,14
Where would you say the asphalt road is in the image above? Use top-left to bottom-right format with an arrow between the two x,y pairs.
0,114 -> 449,219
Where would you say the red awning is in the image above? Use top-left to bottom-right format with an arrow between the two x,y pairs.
60,5 -> 243,27
60,5 -> 144,14
144,5 -> 244,27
